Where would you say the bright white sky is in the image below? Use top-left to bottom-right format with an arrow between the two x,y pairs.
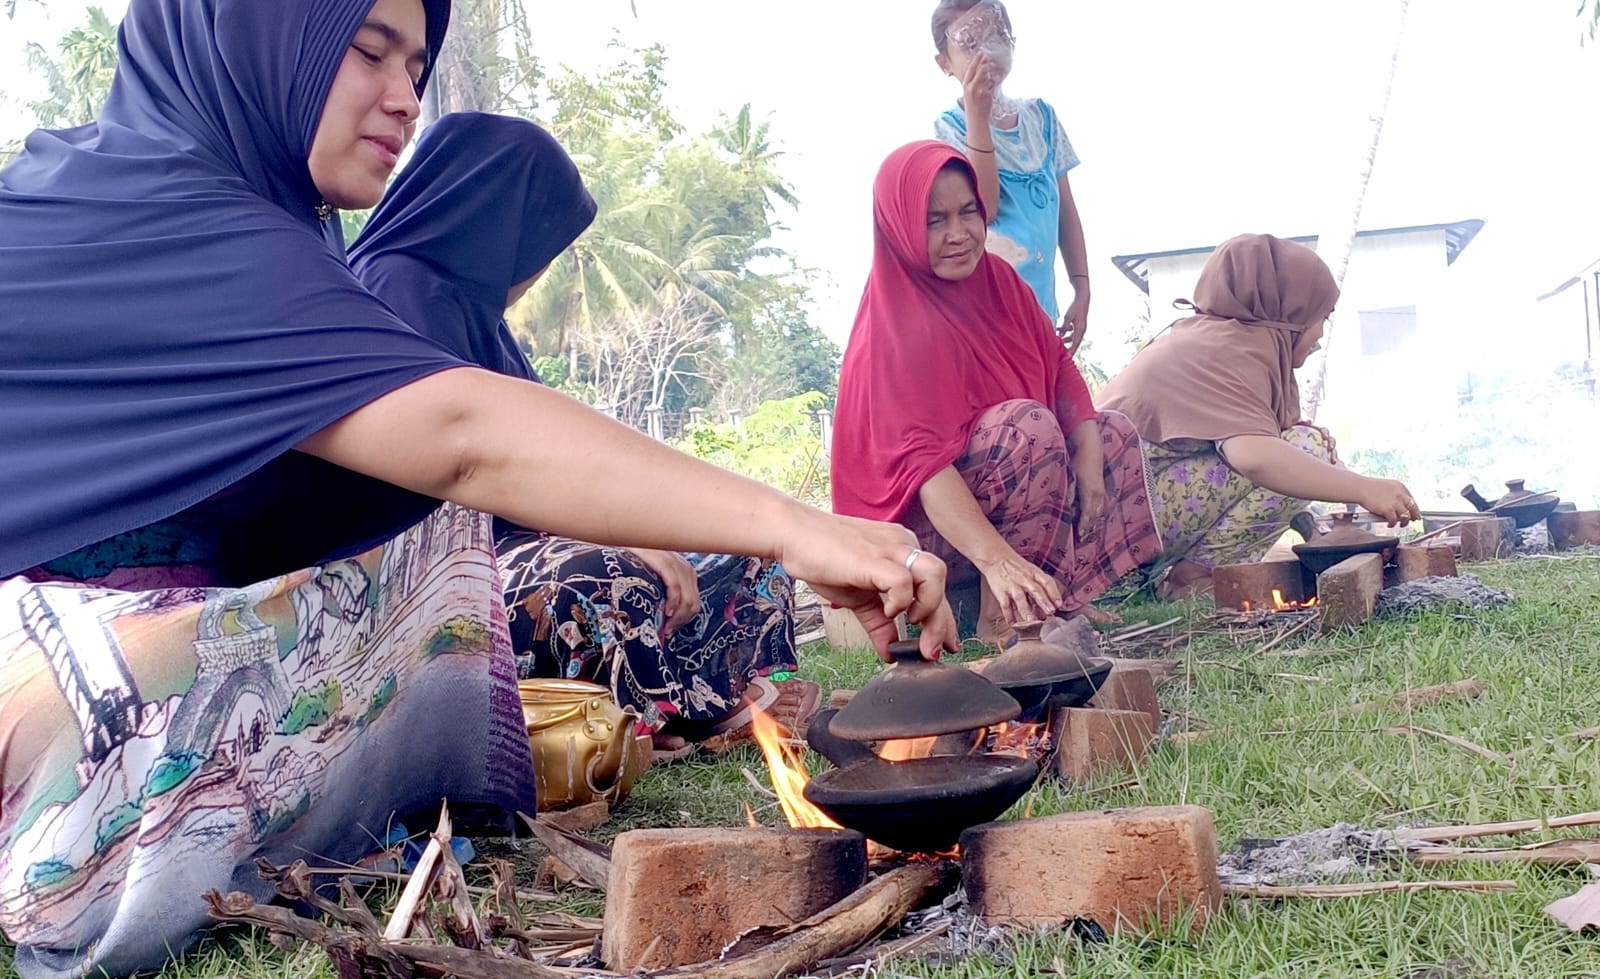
5,0 -> 1600,371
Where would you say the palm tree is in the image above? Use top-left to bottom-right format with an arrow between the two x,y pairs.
18,5 -> 117,129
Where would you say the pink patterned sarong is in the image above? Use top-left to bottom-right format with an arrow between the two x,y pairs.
903,400 -> 1162,613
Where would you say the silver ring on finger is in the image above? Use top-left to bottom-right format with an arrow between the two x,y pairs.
904,547 -> 924,570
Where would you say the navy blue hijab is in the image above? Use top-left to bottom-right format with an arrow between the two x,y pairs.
349,111 -> 597,381
0,0 -> 468,579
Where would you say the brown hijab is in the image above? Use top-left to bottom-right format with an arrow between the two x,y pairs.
1098,233 -> 1339,444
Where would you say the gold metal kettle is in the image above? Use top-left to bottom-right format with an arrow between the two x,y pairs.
518,679 -> 648,811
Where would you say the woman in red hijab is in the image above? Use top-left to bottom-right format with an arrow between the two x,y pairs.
832,141 -> 1160,636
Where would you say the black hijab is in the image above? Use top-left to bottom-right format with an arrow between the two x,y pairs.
0,0 -> 469,579
349,111 -> 597,381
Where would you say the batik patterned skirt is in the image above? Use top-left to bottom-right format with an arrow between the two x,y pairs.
1146,424 -> 1337,568
496,531 -> 797,734
902,400 -> 1163,613
0,506 -> 535,979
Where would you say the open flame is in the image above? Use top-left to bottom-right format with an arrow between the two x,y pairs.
876,735 -> 938,762
749,707 -> 840,829
986,720 -> 1050,760
1241,589 -> 1320,613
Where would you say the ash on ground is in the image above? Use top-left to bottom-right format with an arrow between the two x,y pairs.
1216,823 -> 1392,887
1512,523 -> 1550,554
1375,574 -> 1511,618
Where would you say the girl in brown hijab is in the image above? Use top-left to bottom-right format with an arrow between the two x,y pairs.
1098,234 -> 1421,599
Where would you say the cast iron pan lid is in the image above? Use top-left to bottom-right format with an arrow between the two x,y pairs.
827,640 -> 1021,742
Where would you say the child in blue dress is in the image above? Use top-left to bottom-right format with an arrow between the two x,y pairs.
931,0 -> 1092,355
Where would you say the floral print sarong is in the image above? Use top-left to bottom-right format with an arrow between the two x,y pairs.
1146,424 -> 1336,568
496,532 -> 797,734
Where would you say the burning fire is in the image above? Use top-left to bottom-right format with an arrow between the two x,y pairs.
876,735 -> 938,762
986,720 -> 1049,759
1241,589 -> 1319,613
749,707 -> 840,829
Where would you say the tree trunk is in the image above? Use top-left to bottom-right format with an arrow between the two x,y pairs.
1301,0 -> 1411,422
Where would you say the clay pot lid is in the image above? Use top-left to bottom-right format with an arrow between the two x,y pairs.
827,641 -> 1021,742
1291,511 -> 1397,574
982,619 -> 1110,687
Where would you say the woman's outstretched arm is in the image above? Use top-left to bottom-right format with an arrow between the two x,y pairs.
299,366 -> 958,658
1219,435 -> 1421,525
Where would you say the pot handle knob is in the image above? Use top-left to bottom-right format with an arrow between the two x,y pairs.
885,639 -> 931,664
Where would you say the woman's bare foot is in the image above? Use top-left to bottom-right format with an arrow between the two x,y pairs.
1157,559 -> 1213,601
975,579 -> 1005,643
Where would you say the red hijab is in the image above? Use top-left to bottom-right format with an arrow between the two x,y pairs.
832,141 -> 1095,523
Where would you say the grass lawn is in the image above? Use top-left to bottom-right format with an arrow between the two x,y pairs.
6,555 -> 1600,978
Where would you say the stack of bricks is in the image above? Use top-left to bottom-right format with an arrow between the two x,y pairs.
1053,662 -> 1162,782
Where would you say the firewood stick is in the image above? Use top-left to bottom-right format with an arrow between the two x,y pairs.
298,864 -> 559,903
519,811 -> 613,891
1223,880 -> 1515,899
204,890 -> 594,978
1405,521 -> 1472,547
435,821 -> 488,949
1405,839 -> 1600,866
1393,810 -> 1600,843
1244,614 -> 1320,659
661,861 -> 957,979
384,801 -> 451,940
1110,616 -> 1183,643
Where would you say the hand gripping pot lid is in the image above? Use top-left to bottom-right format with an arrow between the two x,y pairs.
827,640 -> 1021,741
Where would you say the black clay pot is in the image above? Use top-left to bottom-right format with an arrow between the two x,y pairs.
802,754 -> 1039,853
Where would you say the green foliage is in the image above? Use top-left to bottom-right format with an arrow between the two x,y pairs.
500,43 -> 832,423
674,392 -> 830,505
17,6 -> 117,129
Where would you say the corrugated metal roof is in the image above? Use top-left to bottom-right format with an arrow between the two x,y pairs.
1109,219 -> 1486,295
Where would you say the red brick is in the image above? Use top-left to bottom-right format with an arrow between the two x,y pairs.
1318,552 -> 1384,633
1088,665 -> 1161,727
1386,542 -> 1457,586
961,806 -> 1222,934
1053,707 -> 1155,782
602,827 -> 866,970
1454,517 -> 1504,561
1212,559 -> 1312,610
1549,510 -> 1600,550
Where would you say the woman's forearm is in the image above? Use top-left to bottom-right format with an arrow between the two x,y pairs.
298,367 -> 806,558
917,465 -> 1011,570
1219,434 -> 1369,503
1066,417 -> 1102,475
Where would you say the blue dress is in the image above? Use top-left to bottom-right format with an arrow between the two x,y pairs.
935,98 -> 1080,321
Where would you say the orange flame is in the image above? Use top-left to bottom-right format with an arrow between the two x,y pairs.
1268,589 -> 1319,610
750,707 -> 840,829
987,720 -> 1048,759
876,735 -> 938,763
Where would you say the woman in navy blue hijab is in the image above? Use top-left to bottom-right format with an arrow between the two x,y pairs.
350,113 -> 809,753
0,0 -> 955,973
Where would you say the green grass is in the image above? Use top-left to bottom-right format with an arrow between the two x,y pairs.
8,556 -> 1600,978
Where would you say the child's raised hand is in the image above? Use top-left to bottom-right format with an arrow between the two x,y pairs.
962,52 -> 999,120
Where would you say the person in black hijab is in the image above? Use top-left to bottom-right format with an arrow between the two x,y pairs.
349,113 -> 807,749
